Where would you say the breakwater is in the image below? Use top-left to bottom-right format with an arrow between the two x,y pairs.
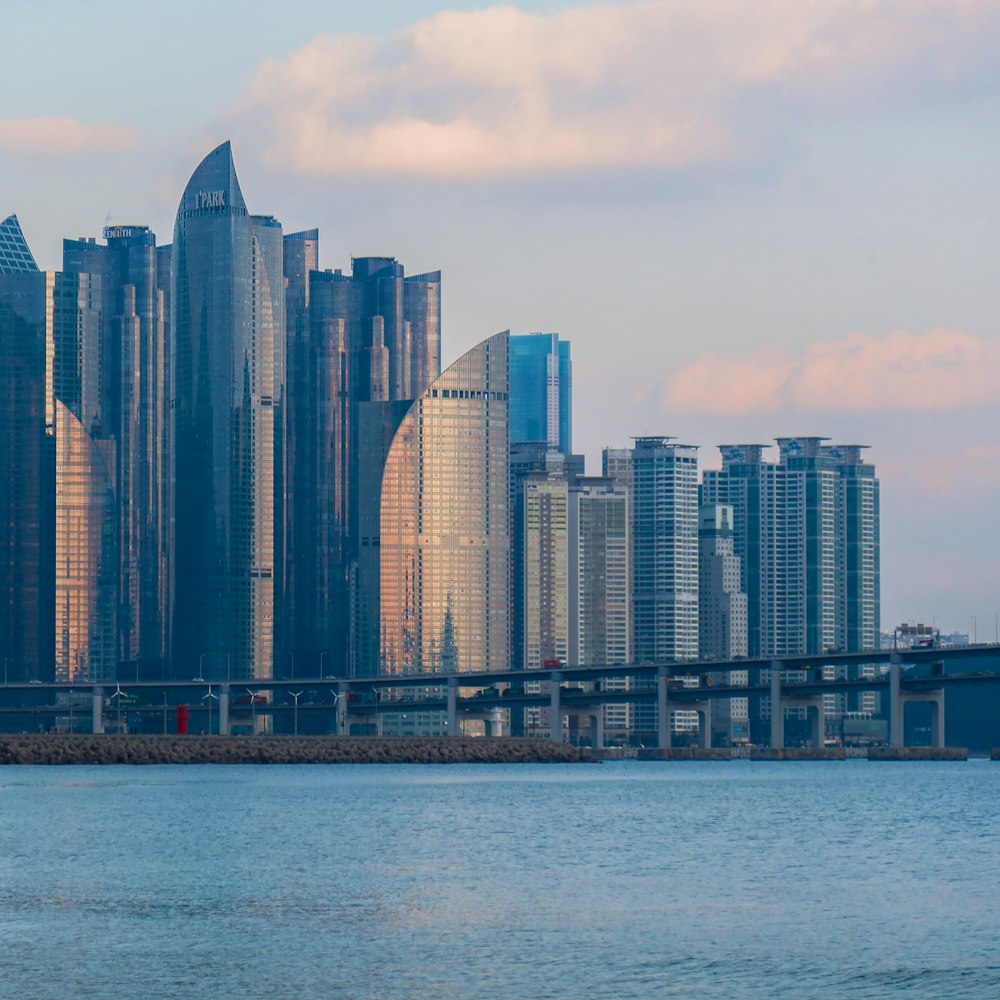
0,734 -> 596,765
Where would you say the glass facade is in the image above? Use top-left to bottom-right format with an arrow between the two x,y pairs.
373,332 -> 510,680
509,333 -> 572,453
0,249 -> 54,683
51,271 -> 118,683
170,142 -> 284,681
0,214 -> 38,273
285,251 -> 441,679
63,226 -> 168,673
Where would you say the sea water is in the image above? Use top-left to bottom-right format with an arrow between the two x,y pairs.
1,760 -> 998,999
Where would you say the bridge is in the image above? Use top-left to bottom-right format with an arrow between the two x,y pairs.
2,644 -> 998,750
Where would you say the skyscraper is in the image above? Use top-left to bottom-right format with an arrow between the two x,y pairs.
63,226 -> 169,674
170,142 -> 285,682
604,437 -> 700,743
0,216 -> 54,682
703,439 -> 880,740
569,475 -> 632,742
509,333 -> 572,454
284,252 -> 441,678
355,332 -> 510,697
703,438 -> 879,658
50,270 -> 117,683
698,504 -> 749,745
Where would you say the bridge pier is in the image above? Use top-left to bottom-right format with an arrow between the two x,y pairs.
336,682 -> 349,735
769,660 -> 783,749
657,667 -> 671,749
549,672 -> 562,741
566,705 -> 603,748
218,684 -> 230,736
889,654 -> 946,748
783,696 -> 826,748
686,699 -> 713,748
447,677 -> 458,736
770,661 -> 826,748
91,686 -> 104,734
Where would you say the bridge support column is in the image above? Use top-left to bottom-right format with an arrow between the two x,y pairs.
447,677 -> 458,736
657,667 -> 670,749
931,690 -> 945,748
693,700 -> 712,748
900,689 -> 946,748
889,654 -> 903,748
592,710 -> 604,750
549,671 -> 562,741
92,686 -> 104,734
336,683 -> 349,735
218,684 -> 230,736
770,660 -> 784,749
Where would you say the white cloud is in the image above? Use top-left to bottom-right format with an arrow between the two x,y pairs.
0,117 -> 137,155
233,0 -> 1000,178
663,329 -> 1000,415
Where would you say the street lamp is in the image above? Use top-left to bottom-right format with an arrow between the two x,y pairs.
247,688 -> 257,732
290,690 -> 303,735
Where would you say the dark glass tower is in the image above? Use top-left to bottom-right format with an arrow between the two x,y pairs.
63,226 -> 169,675
170,143 -> 285,681
0,216 -> 54,682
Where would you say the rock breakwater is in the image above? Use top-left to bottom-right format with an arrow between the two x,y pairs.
0,734 -> 596,765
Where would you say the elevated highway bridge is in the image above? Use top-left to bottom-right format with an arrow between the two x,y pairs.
2,644 -> 998,750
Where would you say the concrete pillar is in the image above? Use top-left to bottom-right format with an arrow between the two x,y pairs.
592,710 -> 604,750
657,667 -> 670,749
809,696 -> 825,749
931,691 -> 945,748
219,684 -> 230,736
889,654 -> 903,748
92,686 -> 103,734
770,660 -> 784,749
447,677 -> 458,736
698,701 -> 712,749
336,682 -> 349,735
549,671 -> 562,741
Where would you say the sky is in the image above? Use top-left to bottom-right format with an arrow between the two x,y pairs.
2,0 -> 999,635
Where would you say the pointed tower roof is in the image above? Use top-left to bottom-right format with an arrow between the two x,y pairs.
0,214 -> 39,273
174,141 -> 248,230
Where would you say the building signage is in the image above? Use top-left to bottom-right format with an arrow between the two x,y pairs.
102,226 -> 147,240
194,190 -> 226,210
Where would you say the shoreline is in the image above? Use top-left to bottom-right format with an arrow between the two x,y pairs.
0,734 -> 597,765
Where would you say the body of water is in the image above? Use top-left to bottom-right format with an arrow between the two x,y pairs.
1,760 -> 998,998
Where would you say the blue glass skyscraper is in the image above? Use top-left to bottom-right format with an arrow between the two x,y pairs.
509,333 -> 572,453
170,142 -> 285,682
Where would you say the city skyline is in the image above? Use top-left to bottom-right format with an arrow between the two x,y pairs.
2,0 -> 999,633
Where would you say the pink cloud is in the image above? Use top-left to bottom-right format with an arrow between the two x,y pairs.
0,117 -> 137,155
664,329 -> 1000,415
233,0 -> 1000,179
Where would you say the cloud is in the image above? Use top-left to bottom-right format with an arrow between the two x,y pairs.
0,117 -> 137,155
233,0 -> 1000,179
664,329 -> 1000,415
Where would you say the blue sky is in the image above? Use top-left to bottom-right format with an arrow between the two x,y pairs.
3,0 -> 1000,634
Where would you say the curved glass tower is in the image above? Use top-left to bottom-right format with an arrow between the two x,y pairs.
373,332 -> 510,679
170,142 -> 284,681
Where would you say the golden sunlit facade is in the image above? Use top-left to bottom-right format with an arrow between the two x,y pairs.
378,332 -> 510,679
